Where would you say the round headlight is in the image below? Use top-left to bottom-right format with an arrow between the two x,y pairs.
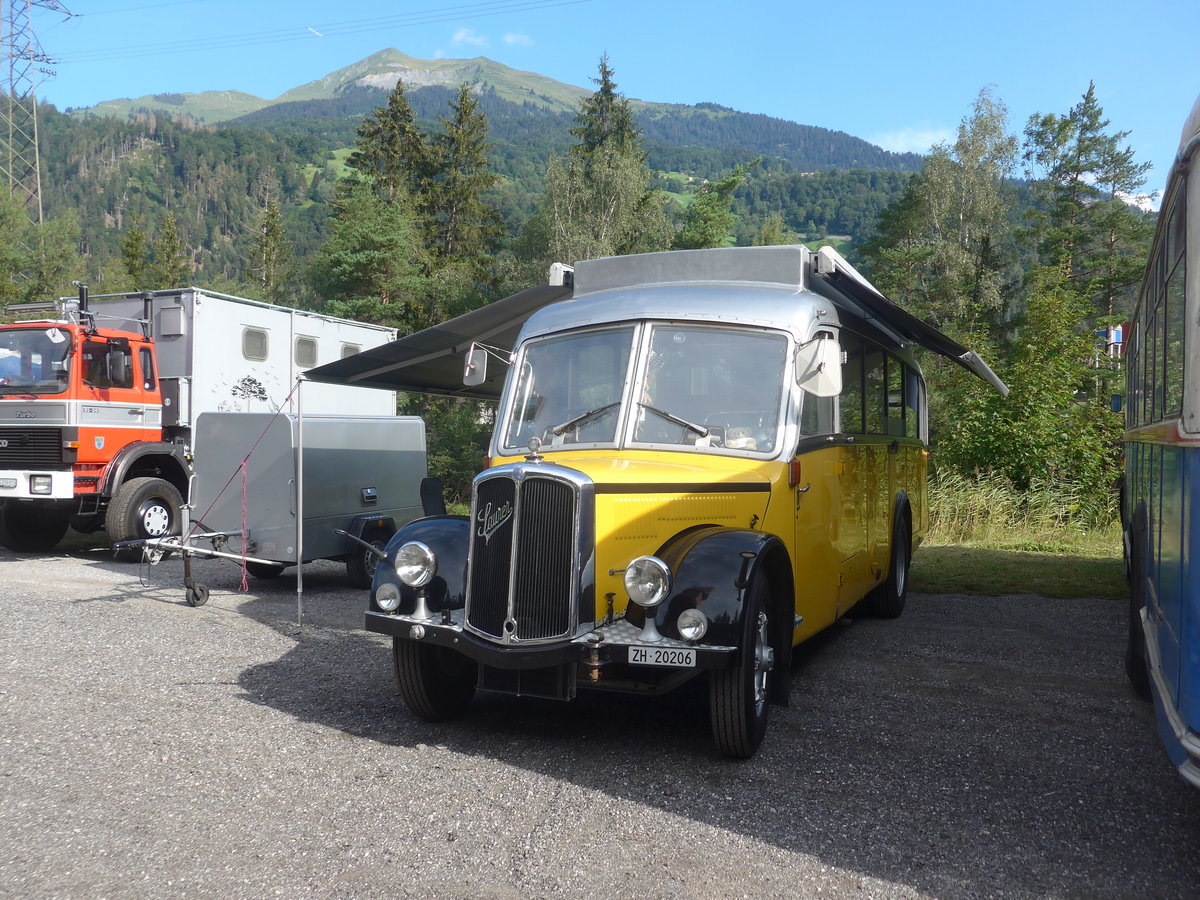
395,541 -> 437,588
625,556 -> 672,608
375,582 -> 402,612
676,608 -> 709,642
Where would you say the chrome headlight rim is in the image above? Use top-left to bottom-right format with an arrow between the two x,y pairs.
394,540 -> 437,588
374,581 -> 402,612
624,555 -> 672,609
676,608 -> 709,642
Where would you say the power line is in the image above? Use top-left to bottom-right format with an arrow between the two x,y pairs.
56,0 -> 593,65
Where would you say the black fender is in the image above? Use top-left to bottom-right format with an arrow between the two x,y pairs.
649,526 -> 795,706
374,515 -> 470,614
100,441 -> 191,499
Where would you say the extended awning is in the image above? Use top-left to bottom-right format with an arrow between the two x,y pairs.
304,282 -> 572,400
812,246 -> 1009,396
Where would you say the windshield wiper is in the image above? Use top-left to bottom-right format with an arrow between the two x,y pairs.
638,403 -> 709,437
551,401 -> 620,436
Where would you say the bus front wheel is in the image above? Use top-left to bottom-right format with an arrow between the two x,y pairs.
710,574 -> 774,759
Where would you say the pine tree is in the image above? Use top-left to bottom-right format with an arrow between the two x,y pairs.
1023,81 -> 1153,321
672,162 -> 755,250
347,78 -> 430,202
426,84 -> 503,265
120,215 -> 151,287
247,198 -> 292,303
308,181 -> 432,333
519,56 -> 670,273
150,211 -> 189,288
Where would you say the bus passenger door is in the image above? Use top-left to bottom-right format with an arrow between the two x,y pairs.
834,333 -> 870,606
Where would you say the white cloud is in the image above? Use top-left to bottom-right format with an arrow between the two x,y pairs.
503,33 -> 534,46
452,28 -> 489,48
867,124 -> 954,155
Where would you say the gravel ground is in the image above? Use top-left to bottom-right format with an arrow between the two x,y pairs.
2,541 -> 1199,899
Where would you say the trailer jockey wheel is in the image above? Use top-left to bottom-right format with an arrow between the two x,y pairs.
185,583 -> 210,607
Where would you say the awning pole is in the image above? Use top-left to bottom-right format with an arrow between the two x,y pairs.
296,378 -> 304,628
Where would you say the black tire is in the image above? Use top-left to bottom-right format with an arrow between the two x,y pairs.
346,529 -> 390,590
1125,512 -> 1151,699
709,574 -> 774,759
106,477 -> 183,562
245,561 -> 286,579
867,507 -> 911,619
0,504 -> 70,552
393,637 -> 476,722
186,584 -> 210,607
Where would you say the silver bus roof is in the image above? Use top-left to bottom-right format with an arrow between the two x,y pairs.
306,245 -> 1008,399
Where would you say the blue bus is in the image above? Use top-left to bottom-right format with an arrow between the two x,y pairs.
1124,94 -> 1200,786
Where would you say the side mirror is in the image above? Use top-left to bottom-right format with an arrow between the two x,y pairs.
463,344 -> 488,387
795,334 -> 842,398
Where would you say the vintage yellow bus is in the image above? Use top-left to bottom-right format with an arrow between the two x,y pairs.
310,245 -> 1005,757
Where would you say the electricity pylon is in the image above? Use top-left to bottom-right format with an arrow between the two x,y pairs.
0,0 -> 72,224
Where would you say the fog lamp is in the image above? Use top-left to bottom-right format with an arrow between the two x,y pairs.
29,474 -> 52,495
677,608 -> 709,642
375,582 -> 402,612
395,541 -> 437,588
625,556 -> 671,608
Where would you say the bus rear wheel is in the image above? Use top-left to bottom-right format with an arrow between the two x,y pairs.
867,507 -> 911,619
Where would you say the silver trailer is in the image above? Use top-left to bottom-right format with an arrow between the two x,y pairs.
178,412 -> 429,593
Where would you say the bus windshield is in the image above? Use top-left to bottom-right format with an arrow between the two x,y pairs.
633,324 -> 788,453
500,322 -> 789,455
0,327 -> 72,395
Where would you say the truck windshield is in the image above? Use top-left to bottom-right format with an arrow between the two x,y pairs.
633,324 -> 788,453
0,327 -> 71,395
503,326 -> 634,449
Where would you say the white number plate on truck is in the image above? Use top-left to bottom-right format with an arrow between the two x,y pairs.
629,646 -> 695,668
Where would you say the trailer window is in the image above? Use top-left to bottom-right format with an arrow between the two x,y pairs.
295,336 -> 318,369
243,328 -> 268,361
341,343 -> 361,359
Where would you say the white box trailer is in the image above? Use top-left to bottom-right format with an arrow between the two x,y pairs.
89,288 -> 398,434
177,412 -> 429,596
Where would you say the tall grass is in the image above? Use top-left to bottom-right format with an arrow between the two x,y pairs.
926,470 -> 1119,554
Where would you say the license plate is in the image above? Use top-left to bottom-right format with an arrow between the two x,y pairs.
0,478 -> 15,489
629,645 -> 696,668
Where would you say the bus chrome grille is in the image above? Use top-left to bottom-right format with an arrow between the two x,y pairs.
466,469 -> 580,643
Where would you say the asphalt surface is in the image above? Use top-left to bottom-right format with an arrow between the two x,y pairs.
2,540 -> 1199,899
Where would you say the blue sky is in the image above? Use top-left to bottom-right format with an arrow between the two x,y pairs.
32,0 -> 1199,197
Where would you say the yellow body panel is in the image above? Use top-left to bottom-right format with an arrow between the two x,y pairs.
493,441 -> 928,648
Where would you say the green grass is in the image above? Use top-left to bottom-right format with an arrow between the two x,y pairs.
910,471 -> 1126,599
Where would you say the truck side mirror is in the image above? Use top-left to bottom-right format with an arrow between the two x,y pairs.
795,334 -> 842,398
463,344 -> 488,387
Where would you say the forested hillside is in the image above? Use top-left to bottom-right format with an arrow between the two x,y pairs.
37,69 -> 924,298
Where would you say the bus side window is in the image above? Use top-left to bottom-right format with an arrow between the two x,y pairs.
839,333 -> 863,433
904,367 -> 923,441
886,354 -> 905,436
864,344 -> 885,434
801,393 -> 834,435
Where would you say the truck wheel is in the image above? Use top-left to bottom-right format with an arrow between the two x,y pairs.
866,506 -> 911,619
393,637 -> 475,722
106,477 -> 183,562
0,504 -> 70,552
709,575 -> 774,759
346,529 -> 390,590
